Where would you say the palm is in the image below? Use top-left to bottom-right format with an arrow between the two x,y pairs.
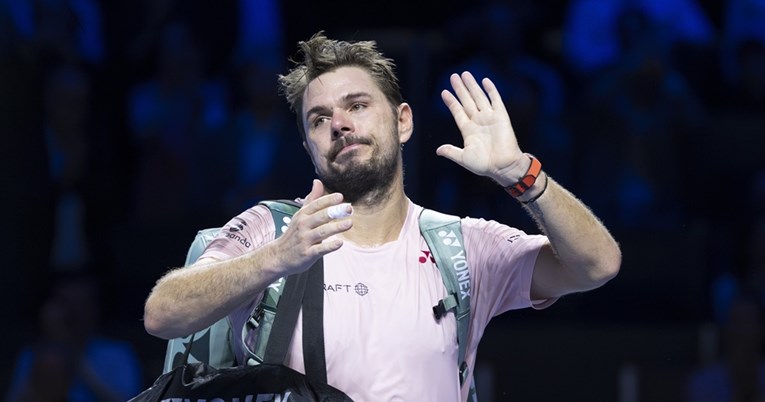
438,72 -> 524,181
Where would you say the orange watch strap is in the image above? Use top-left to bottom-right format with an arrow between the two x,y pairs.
504,155 -> 542,197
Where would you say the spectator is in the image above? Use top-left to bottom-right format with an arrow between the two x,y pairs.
5,271 -> 143,402
126,19 -> 230,224
722,38 -> 765,113
44,64 -> 93,272
575,6 -> 704,229
0,0 -> 105,67
686,295 -> 765,402
232,0 -> 284,66
562,0 -> 716,77
720,0 -> 765,87
221,54 -> 296,216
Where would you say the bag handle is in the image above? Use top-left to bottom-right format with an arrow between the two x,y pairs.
262,257 -> 328,384
262,268 -> 309,365
301,257 -> 327,383
181,332 -> 195,365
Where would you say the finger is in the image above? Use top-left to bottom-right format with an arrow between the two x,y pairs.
301,179 -> 341,216
303,179 -> 325,205
327,203 -> 353,219
302,192 -> 344,219
436,144 -> 464,166
308,218 -> 353,245
482,77 -> 506,112
441,89 -> 471,129
308,236 -> 345,257
462,72 -> 491,111
449,73 -> 478,116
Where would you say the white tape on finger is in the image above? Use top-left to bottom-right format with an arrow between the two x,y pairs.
327,203 -> 353,219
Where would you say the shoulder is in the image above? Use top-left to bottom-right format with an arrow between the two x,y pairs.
200,202 -> 285,260
459,216 -> 548,256
217,204 -> 275,239
461,216 -> 521,235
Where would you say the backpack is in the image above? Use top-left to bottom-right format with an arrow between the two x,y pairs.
163,200 -> 476,400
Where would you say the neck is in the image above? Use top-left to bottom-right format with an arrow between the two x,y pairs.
340,175 -> 408,248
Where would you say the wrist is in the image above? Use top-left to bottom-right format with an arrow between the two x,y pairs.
495,154 -> 533,187
254,241 -> 292,279
515,171 -> 548,204
502,154 -> 542,198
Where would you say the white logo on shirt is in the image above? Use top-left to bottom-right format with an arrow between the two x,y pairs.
451,249 -> 470,300
437,230 -> 471,299
437,229 -> 462,248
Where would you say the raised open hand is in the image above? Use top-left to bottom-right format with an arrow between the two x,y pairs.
437,72 -> 527,185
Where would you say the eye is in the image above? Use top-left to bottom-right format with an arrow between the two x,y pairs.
312,116 -> 329,128
350,103 -> 366,112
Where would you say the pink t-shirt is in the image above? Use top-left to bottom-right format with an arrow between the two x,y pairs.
200,199 -> 552,402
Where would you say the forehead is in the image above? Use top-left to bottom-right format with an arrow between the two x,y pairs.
301,66 -> 383,116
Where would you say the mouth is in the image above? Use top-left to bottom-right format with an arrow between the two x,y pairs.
336,143 -> 363,157
331,136 -> 371,161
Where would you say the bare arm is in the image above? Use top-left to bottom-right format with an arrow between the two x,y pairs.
143,245 -> 283,340
143,180 -> 353,339
518,171 -> 621,300
438,72 -> 621,300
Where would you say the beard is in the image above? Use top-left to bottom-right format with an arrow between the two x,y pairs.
318,133 -> 400,205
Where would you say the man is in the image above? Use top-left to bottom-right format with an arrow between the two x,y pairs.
143,32 -> 621,401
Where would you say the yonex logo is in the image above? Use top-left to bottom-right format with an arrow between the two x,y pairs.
438,229 -> 462,248
419,250 -> 435,264
450,248 -> 471,300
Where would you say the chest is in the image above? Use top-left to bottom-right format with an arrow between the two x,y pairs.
278,231 -> 465,400
318,241 -> 458,362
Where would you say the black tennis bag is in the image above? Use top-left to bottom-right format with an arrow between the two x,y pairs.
130,254 -> 353,402
129,361 -> 352,402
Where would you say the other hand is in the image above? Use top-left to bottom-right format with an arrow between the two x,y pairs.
271,179 -> 352,276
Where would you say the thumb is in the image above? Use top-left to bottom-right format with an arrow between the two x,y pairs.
303,179 -> 325,204
436,144 -> 463,165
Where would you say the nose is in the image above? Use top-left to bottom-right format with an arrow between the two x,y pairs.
330,109 -> 353,139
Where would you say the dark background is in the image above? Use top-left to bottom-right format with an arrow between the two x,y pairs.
2,0 -> 764,400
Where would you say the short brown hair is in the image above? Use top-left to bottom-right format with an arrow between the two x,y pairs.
278,31 -> 403,139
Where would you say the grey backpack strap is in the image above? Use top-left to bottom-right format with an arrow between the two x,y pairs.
419,209 -> 476,399
241,199 -> 301,365
163,228 -> 236,373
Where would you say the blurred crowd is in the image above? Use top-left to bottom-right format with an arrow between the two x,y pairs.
1,0 -> 763,400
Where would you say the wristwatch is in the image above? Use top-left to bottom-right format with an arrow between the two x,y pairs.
504,154 -> 542,197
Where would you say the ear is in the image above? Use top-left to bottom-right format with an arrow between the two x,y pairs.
397,103 -> 413,144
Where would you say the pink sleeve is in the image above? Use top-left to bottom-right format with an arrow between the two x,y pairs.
463,217 -> 554,322
199,204 -> 276,262
197,204 -> 276,364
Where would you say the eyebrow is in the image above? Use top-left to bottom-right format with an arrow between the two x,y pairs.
304,92 -> 374,120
